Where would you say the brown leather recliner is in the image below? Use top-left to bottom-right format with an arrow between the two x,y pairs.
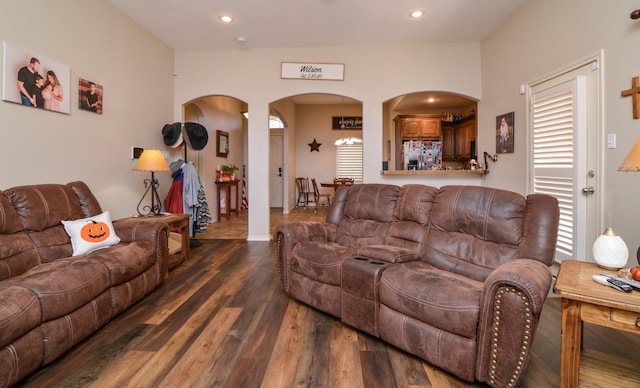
275,183 -> 559,387
0,182 -> 168,387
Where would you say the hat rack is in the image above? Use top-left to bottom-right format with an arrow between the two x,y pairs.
163,122 -> 210,247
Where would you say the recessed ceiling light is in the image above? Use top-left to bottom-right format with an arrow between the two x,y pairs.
219,15 -> 233,23
427,97 -> 436,103
410,10 -> 424,19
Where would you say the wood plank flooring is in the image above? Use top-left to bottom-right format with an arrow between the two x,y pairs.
17,209 -> 640,387
196,207 -> 326,240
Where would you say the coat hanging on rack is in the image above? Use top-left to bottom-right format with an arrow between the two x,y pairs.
162,122 -> 212,237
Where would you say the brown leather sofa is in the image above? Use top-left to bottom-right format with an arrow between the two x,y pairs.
0,182 -> 168,387
275,184 -> 559,387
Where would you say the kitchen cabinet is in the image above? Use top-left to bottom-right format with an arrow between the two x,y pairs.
394,114 -> 442,170
441,125 -> 455,160
442,115 -> 476,160
394,115 -> 441,139
455,119 -> 475,159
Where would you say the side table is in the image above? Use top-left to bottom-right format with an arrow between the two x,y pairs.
215,180 -> 239,221
553,260 -> 640,387
118,213 -> 191,271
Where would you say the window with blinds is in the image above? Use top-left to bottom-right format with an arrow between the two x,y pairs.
532,83 -> 577,260
336,142 -> 363,183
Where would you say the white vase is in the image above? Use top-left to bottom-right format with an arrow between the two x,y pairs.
592,227 -> 629,270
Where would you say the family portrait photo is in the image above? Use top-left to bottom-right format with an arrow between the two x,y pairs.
79,78 -> 103,114
2,41 -> 71,114
496,111 -> 514,154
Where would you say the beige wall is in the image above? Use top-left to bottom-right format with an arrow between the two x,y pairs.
0,0 -> 174,218
481,0 -> 640,264
174,44 -> 483,239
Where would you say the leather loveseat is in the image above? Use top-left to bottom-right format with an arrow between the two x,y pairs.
275,184 -> 559,387
0,182 -> 168,387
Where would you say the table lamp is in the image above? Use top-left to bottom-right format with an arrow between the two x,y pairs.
618,137 -> 640,264
132,149 -> 170,217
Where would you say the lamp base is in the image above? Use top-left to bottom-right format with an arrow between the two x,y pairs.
136,173 -> 163,217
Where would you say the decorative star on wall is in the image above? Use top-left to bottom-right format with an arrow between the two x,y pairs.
308,138 -> 322,152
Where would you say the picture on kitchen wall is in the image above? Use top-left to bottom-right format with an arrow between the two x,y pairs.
2,41 -> 71,114
496,111 -> 514,154
79,78 -> 103,114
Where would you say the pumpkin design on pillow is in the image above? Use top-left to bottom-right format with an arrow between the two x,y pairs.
80,219 -> 111,242
62,211 -> 121,256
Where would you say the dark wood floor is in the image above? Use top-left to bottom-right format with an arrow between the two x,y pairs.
18,239 -> 640,388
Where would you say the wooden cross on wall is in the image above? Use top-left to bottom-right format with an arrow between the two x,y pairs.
621,76 -> 640,119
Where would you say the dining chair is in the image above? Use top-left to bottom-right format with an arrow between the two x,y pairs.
311,178 -> 331,213
295,177 -> 313,208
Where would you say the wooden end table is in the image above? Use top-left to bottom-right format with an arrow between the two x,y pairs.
118,213 -> 191,271
215,180 -> 239,221
553,260 -> 640,387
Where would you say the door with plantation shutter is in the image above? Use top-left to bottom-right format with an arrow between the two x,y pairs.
529,59 -> 601,264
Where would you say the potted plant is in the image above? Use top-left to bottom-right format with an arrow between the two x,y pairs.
221,164 -> 239,181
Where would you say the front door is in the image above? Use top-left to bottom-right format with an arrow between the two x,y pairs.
269,133 -> 284,207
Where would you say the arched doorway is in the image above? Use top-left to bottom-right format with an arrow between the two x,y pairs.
269,93 -> 362,213
180,95 -> 248,237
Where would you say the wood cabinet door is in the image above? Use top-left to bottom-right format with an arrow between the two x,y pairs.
455,120 -> 475,159
420,118 -> 441,139
400,119 -> 422,138
441,126 -> 455,160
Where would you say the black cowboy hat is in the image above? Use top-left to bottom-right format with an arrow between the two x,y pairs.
183,122 -> 209,150
162,122 -> 183,148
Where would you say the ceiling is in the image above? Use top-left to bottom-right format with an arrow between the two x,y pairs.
107,0 -> 527,51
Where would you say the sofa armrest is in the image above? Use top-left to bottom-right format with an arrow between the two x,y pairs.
476,259 -> 552,387
356,245 -> 420,263
114,219 -> 169,282
274,222 -> 336,293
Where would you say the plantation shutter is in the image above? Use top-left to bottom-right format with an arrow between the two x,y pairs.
531,78 -> 585,263
336,143 -> 363,183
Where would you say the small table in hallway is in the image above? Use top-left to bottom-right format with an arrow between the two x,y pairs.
553,260 -> 640,387
215,180 -> 239,221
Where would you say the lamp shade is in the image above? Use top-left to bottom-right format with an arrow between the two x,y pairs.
618,137 -> 640,172
132,149 -> 170,172
592,227 -> 629,269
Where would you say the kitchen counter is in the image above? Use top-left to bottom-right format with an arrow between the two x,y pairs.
381,169 -> 488,176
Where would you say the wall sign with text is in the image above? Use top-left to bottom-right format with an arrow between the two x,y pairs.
281,62 -> 344,81
332,116 -> 362,129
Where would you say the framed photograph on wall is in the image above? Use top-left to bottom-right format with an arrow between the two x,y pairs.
216,130 -> 229,157
2,41 -> 71,114
496,112 -> 514,154
79,78 -> 103,114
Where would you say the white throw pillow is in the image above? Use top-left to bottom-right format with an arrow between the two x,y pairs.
62,211 -> 121,256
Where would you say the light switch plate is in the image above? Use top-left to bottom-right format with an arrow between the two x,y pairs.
607,134 -> 616,149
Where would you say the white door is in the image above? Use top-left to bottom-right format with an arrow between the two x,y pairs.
269,133 -> 284,207
529,58 -> 601,263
